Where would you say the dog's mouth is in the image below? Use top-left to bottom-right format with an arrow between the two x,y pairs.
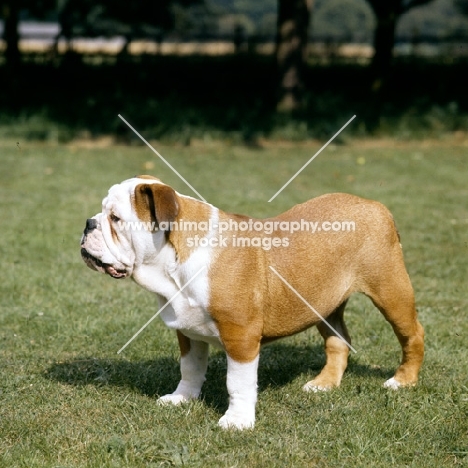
81,248 -> 127,279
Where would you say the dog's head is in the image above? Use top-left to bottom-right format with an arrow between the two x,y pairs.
80,176 -> 179,279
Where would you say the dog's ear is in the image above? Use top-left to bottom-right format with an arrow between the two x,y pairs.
133,183 -> 179,230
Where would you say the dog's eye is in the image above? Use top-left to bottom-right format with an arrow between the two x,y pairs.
109,213 -> 120,223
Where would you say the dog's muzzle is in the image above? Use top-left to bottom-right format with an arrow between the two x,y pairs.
81,219 -> 127,279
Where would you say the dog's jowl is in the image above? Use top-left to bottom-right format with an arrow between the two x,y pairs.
81,175 -> 424,430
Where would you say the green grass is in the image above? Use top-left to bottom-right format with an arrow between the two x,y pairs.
0,137 -> 467,467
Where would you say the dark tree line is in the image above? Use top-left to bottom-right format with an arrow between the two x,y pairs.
275,0 -> 437,110
1,0 -> 443,109
52,0 -> 193,56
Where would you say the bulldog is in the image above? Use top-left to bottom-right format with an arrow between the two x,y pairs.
81,175 -> 424,430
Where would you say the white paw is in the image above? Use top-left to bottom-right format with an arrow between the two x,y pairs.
303,382 -> 332,393
218,412 -> 255,430
157,393 -> 192,405
383,377 -> 401,390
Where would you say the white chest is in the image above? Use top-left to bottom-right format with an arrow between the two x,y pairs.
158,296 -> 222,348
132,205 -> 222,347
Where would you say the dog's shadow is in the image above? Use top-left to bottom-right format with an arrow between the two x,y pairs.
44,343 -> 392,414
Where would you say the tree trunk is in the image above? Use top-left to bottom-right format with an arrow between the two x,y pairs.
364,0 -> 435,129
2,1 -> 20,68
370,9 -> 397,91
276,0 -> 313,112
364,0 -> 399,130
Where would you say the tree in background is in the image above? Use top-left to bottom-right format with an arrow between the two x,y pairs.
215,0 -> 277,38
0,0 -> 204,62
54,0 -> 203,54
365,0 -> 436,90
454,0 -> 468,15
276,0 -> 313,112
312,0 -> 374,43
1,1 -> 21,68
1,0 -> 56,67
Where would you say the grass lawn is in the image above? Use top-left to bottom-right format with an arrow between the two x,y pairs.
0,135 -> 467,467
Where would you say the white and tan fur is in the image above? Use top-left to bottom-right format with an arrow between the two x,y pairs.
81,176 -> 424,430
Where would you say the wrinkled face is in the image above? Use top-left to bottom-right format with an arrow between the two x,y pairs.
80,176 -> 174,279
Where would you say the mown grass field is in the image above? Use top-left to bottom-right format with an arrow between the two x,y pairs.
0,135 -> 467,467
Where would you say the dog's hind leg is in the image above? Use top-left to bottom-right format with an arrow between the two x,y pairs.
366,263 -> 424,389
303,300 -> 351,392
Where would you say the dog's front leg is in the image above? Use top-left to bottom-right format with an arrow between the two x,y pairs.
158,332 -> 209,405
218,353 -> 259,430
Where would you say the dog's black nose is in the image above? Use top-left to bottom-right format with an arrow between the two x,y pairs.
84,218 -> 97,235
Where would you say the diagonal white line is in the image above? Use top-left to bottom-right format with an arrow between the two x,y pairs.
268,115 -> 356,202
269,266 -> 357,353
117,266 -> 207,354
118,114 -> 207,202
